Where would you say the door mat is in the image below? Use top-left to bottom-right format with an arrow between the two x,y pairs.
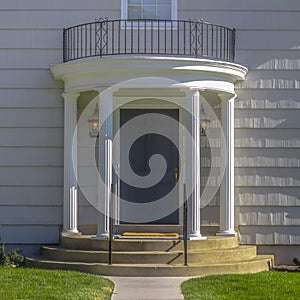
122,232 -> 179,238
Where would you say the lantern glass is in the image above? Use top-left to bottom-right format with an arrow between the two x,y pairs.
88,104 -> 99,138
200,103 -> 210,136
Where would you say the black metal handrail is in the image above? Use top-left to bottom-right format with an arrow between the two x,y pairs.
183,184 -> 188,266
63,19 -> 235,63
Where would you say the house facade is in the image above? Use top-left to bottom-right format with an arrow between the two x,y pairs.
0,0 -> 299,265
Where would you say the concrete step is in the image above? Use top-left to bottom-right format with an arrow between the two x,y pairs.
78,224 -> 236,236
61,235 -> 239,252
25,255 -> 273,277
42,245 -> 257,264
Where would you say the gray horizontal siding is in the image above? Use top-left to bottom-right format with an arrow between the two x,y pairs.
0,206 -> 62,225
239,226 -> 300,245
0,89 -> 63,108
235,168 -> 300,187
0,30 -> 62,49
0,11 -> 120,29
235,109 -> 300,129
236,50 -> 300,70
236,89 -> 300,109
178,0 -> 300,11
0,0 -> 121,11
0,225 -> 60,244
0,128 -> 63,147
78,206 -> 99,226
0,70 -> 62,89
231,0 -> 300,250
236,187 -> 300,206
235,129 -> 300,148
0,50 -> 62,69
0,10 -> 299,31
0,187 -> 62,206
201,206 -> 219,225
3,0 -> 299,12
0,108 -> 63,127
237,207 -> 300,226
179,11 -> 300,30
0,167 -> 63,186
237,31 -> 300,50
0,148 -> 62,166
237,70 -> 300,89
235,148 -> 300,168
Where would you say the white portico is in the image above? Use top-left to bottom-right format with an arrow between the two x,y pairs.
51,56 -> 247,240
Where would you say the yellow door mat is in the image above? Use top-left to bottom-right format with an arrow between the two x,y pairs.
122,232 -> 179,238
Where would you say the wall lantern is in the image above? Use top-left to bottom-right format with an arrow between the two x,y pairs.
200,104 -> 210,136
88,104 -> 99,138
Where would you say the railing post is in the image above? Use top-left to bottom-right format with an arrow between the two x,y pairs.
63,28 -> 66,62
232,28 -> 236,62
100,21 -> 103,58
183,184 -> 188,266
195,21 -> 198,58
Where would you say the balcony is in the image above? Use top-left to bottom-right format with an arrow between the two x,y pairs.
63,19 -> 236,63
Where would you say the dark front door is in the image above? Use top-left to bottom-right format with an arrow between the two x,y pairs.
120,109 -> 179,224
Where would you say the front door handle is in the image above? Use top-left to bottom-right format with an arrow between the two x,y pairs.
174,167 -> 179,182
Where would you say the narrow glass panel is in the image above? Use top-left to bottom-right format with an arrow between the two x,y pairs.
144,0 -> 156,4
143,5 -> 157,18
128,0 -> 142,5
160,0 -> 172,4
128,6 -> 142,18
157,5 -> 171,19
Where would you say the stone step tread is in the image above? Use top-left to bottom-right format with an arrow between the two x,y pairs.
61,235 -> 239,250
42,245 -> 255,255
26,255 -> 272,268
64,235 -> 236,241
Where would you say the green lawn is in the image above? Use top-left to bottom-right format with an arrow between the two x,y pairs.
181,271 -> 300,300
0,267 -> 114,300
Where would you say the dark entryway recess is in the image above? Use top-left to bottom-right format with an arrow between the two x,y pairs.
120,109 -> 179,224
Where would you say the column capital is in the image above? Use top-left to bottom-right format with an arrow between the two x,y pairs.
188,88 -> 206,95
62,91 -> 80,101
218,92 -> 237,102
92,86 -> 119,95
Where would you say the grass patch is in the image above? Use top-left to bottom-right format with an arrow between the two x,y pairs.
181,271 -> 300,300
0,267 -> 114,300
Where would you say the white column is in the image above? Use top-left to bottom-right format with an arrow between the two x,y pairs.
188,90 -> 206,240
61,92 -> 80,236
217,94 -> 237,236
96,91 -> 113,239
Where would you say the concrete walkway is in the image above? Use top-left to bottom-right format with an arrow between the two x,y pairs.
107,277 -> 189,300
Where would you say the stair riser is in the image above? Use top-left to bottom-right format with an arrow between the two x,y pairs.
61,237 -> 238,252
42,247 -> 256,264
25,257 -> 272,277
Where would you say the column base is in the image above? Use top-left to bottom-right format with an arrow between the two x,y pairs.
61,229 -> 81,237
188,234 -> 207,240
216,230 -> 237,237
92,233 -> 109,240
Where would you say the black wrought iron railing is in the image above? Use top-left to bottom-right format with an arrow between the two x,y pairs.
63,19 -> 235,63
183,183 -> 188,266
